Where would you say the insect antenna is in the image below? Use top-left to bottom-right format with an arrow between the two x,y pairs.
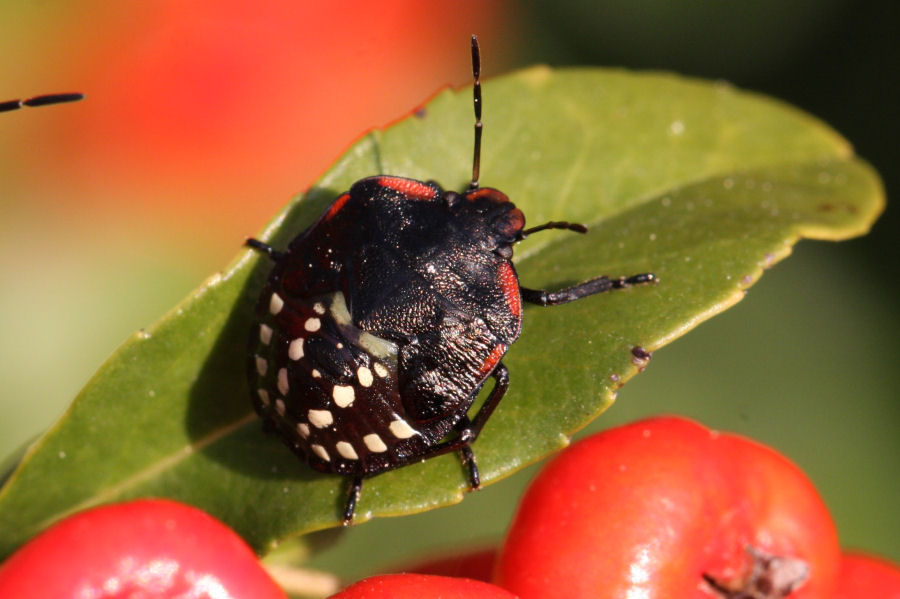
0,92 -> 84,113
468,35 -> 483,191
517,221 -> 590,241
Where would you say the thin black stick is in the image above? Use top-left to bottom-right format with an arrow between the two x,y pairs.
0,93 -> 84,113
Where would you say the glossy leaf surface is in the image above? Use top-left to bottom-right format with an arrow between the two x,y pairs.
0,66 -> 883,558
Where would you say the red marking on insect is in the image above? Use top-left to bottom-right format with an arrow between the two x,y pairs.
465,187 -> 504,201
497,262 -> 522,320
479,343 -> 508,377
324,192 -> 351,221
374,176 -> 438,199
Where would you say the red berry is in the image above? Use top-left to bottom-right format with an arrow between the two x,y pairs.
495,416 -> 840,598
0,499 -> 286,599
834,552 -> 900,598
329,573 -> 518,598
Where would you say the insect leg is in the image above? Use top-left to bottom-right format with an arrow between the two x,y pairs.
467,362 -> 509,438
521,273 -> 656,306
415,363 -> 510,489
459,442 -> 480,489
245,238 -> 285,261
342,475 -> 363,526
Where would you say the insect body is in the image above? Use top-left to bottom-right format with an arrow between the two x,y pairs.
246,37 -> 654,524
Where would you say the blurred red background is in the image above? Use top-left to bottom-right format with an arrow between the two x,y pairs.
1,0 -> 509,453
3,1 -> 508,253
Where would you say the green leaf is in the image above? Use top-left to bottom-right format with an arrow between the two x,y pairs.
0,66 -> 883,559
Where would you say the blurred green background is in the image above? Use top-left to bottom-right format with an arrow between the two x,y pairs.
1,0 -> 896,576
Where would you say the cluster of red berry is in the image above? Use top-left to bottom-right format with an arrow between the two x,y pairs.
0,416 -> 896,598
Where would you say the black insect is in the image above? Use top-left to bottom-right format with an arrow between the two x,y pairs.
0,92 -> 84,113
246,37 -> 655,524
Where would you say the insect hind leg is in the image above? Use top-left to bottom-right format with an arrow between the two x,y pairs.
521,273 -> 656,307
411,363 -> 510,491
342,476 -> 364,526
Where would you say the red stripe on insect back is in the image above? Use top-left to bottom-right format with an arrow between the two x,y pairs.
465,187 -> 509,202
375,176 -> 437,200
479,343 -> 508,377
324,192 -> 351,221
497,261 -> 522,319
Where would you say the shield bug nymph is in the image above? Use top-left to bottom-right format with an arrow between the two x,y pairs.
246,36 -> 655,524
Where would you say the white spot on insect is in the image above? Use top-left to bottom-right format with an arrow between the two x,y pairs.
313,302 -> 326,315
373,362 -> 389,378
269,293 -> 284,315
358,331 -> 398,359
333,384 -> 355,407
329,291 -> 352,326
275,398 -> 286,416
311,444 -> 330,462
257,388 -> 270,406
357,366 -> 373,387
288,337 -> 304,360
259,324 -> 273,345
336,441 -> 359,460
277,368 -> 289,395
363,433 -> 388,453
255,355 -> 268,376
336,342 -> 344,349
389,418 -> 418,439
311,369 -> 322,378
308,409 -> 334,428
304,317 -> 321,332
296,422 -> 310,439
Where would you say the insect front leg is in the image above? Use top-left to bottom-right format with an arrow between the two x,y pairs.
521,273 -> 656,306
